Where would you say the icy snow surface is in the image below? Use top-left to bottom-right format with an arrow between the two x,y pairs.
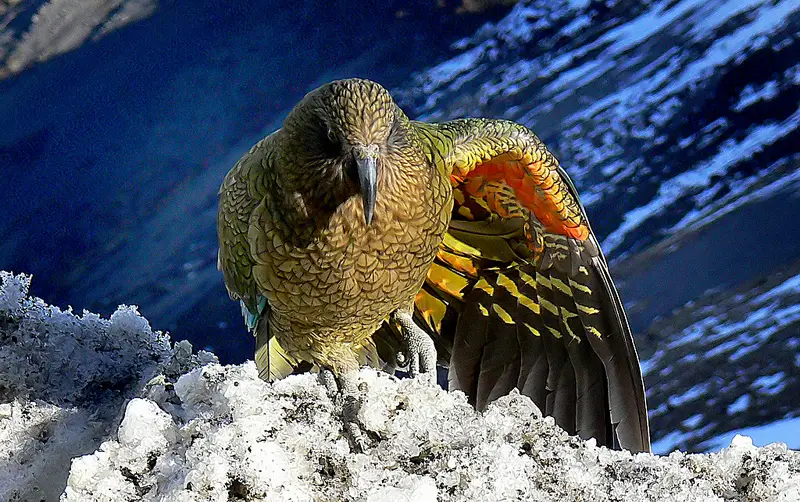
2,272 -> 800,501
0,272 -> 216,502
61,367 -> 800,502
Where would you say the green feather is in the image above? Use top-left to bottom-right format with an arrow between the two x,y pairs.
241,296 -> 267,333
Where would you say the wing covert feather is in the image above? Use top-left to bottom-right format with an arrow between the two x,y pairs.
217,140 -> 267,312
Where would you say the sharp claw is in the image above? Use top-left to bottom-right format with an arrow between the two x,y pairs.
410,353 -> 420,377
342,393 -> 368,452
321,369 -> 371,452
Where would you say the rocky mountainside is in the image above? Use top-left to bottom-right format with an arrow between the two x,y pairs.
1,0 -> 798,453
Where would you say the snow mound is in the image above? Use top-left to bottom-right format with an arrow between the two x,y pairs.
2,271 -> 800,501
64,365 -> 800,502
0,272 -> 215,501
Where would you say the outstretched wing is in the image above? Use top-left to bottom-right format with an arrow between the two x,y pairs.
414,118 -> 650,452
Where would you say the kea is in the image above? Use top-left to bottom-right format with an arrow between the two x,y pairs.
217,78 -> 651,452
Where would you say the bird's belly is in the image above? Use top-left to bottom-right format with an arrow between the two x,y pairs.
269,234 -> 437,332
264,196 -> 450,339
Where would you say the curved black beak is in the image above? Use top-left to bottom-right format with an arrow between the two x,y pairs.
356,154 -> 378,225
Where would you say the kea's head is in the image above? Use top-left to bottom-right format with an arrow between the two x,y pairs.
280,78 -> 411,225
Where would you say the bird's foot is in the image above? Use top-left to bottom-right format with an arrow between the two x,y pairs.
319,368 -> 369,452
391,310 -> 437,384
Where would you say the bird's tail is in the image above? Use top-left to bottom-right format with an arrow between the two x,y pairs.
254,323 -> 308,381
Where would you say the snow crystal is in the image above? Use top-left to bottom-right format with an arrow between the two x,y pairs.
0,271 -> 29,312
366,476 -> 437,502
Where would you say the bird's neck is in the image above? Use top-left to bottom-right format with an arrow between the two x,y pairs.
268,151 -> 430,244
270,161 -> 355,242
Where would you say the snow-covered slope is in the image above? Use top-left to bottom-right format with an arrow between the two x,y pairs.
0,272 -> 216,501
2,272 -> 799,501
0,0 -> 157,78
643,263 -> 800,453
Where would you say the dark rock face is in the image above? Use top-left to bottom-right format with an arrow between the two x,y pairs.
642,260 -> 800,452
1,0 -> 798,452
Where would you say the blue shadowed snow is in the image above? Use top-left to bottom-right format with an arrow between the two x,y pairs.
727,394 -> 751,415
653,417 -> 800,455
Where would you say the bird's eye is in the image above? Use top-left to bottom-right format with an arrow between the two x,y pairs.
344,151 -> 358,182
319,123 -> 340,157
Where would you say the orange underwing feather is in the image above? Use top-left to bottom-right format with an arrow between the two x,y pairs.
414,289 -> 448,336
436,249 -> 480,278
453,158 -> 590,241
